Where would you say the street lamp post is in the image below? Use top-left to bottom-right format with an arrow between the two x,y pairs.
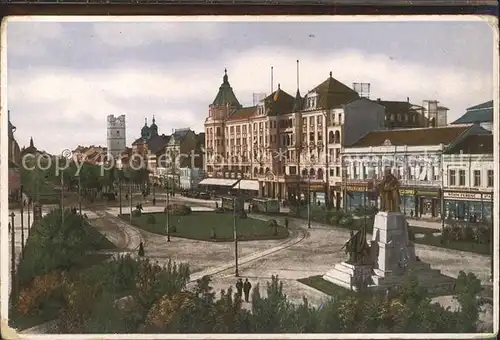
166,182 -> 170,242
27,199 -> 31,236
307,174 -> 311,229
129,181 -> 133,224
119,172 -> 123,215
20,185 -> 25,255
10,212 -> 16,297
233,195 -> 239,276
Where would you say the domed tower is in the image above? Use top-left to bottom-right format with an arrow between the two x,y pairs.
141,118 -> 151,141
205,69 -> 242,175
149,115 -> 159,137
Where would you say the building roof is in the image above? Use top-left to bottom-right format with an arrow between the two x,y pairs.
308,72 -> 360,109
227,106 -> 257,121
444,134 -> 493,154
452,100 -> 493,124
211,69 -> 242,108
263,84 -> 295,116
375,99 -> 429,128
147,134 -> 168,154
196,132 -> 205,147
170,128 -> 191,142
349,124 -> 473,148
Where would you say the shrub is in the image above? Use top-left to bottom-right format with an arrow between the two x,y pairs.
339,214 -> 354,226
215,207 -> 225,214
147,215 -> 156,224
166,204 -> 192,216
461,225 -> 474,242
133,209 -> 142,217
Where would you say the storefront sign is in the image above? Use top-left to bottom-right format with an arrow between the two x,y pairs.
346,185 -> 368,192
444,191 -> 493,201
399,189 -> 415,196
415,189 -> 440,197
300,183 -> 326,191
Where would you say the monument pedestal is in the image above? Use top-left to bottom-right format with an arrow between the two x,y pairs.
323,211 -> 455,294
323,262 -> 373,291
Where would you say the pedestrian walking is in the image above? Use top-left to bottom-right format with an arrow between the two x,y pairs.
243,278 -> 252,302
284,218 -> 289,229
410,209 -> 414,218
236,278 -> 243,297
138,241 -> 145,257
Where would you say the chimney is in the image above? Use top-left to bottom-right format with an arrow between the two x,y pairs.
407,97 -> 409,103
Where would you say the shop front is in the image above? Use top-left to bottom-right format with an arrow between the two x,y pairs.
415,188 -> 441,218
399,188 -> 416,217
344,181 -> 377,212
298,182 -> 327,205
443,190 -> 493,222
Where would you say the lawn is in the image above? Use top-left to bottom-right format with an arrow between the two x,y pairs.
298,275 -> 354,297
122,211 -> 290,242
410,226 -> 491,255
298,274 -> 455,299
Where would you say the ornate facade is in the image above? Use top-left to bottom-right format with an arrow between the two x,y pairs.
204,69 -> 387,207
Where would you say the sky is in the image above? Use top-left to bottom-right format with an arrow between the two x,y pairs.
5,17 -> 496,155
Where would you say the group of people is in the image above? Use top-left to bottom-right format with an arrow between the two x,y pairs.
235,278 -> 253,302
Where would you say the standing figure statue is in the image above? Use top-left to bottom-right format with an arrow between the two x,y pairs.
378,170 -> 401,213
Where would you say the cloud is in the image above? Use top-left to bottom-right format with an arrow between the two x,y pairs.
91,22 -> 222,48
6,21 -> 64,57
6,23 -> 493,154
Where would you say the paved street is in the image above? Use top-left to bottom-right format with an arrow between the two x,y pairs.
7,197 -> 492,331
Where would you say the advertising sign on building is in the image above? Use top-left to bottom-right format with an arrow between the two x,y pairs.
443,191 -> 493,201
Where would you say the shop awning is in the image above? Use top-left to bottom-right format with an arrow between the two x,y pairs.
199,178 -> 238,187
233,179 -> 259,191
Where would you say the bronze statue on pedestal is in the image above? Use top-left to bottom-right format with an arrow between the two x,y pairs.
378,170 -> 401,213
342,224 -> 371,265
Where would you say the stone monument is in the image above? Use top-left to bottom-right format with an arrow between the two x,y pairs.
323,170 -> 454,293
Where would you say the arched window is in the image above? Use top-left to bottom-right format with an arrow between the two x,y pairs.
317,168 -> 324,180
259,167 -> 264,175
334,131 -> 340,144
302,169 -> 308,176
309,168 -> 316,177
328,131 -> 334,144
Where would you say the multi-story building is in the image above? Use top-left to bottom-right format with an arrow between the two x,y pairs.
451,100 -> 493,132
341,123 -> 490,218
156,128 -> 200,188
179,167 -> 205,190
442,134 -> 494,222
204,69 -> 388,206
375,98 -> 428,129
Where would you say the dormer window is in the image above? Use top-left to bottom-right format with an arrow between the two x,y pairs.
258,105 -> 265,115
307,93 -> 318,109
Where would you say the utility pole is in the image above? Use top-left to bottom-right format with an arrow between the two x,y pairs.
10,212 -> 16,298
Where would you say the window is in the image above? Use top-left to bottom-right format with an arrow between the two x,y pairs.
309,117 -> 314,126
487,170 -> 494,187
459,170 -> 466,186
449,169 -> 456,186
338,114 -> 342,123
473,170 -> 481,187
